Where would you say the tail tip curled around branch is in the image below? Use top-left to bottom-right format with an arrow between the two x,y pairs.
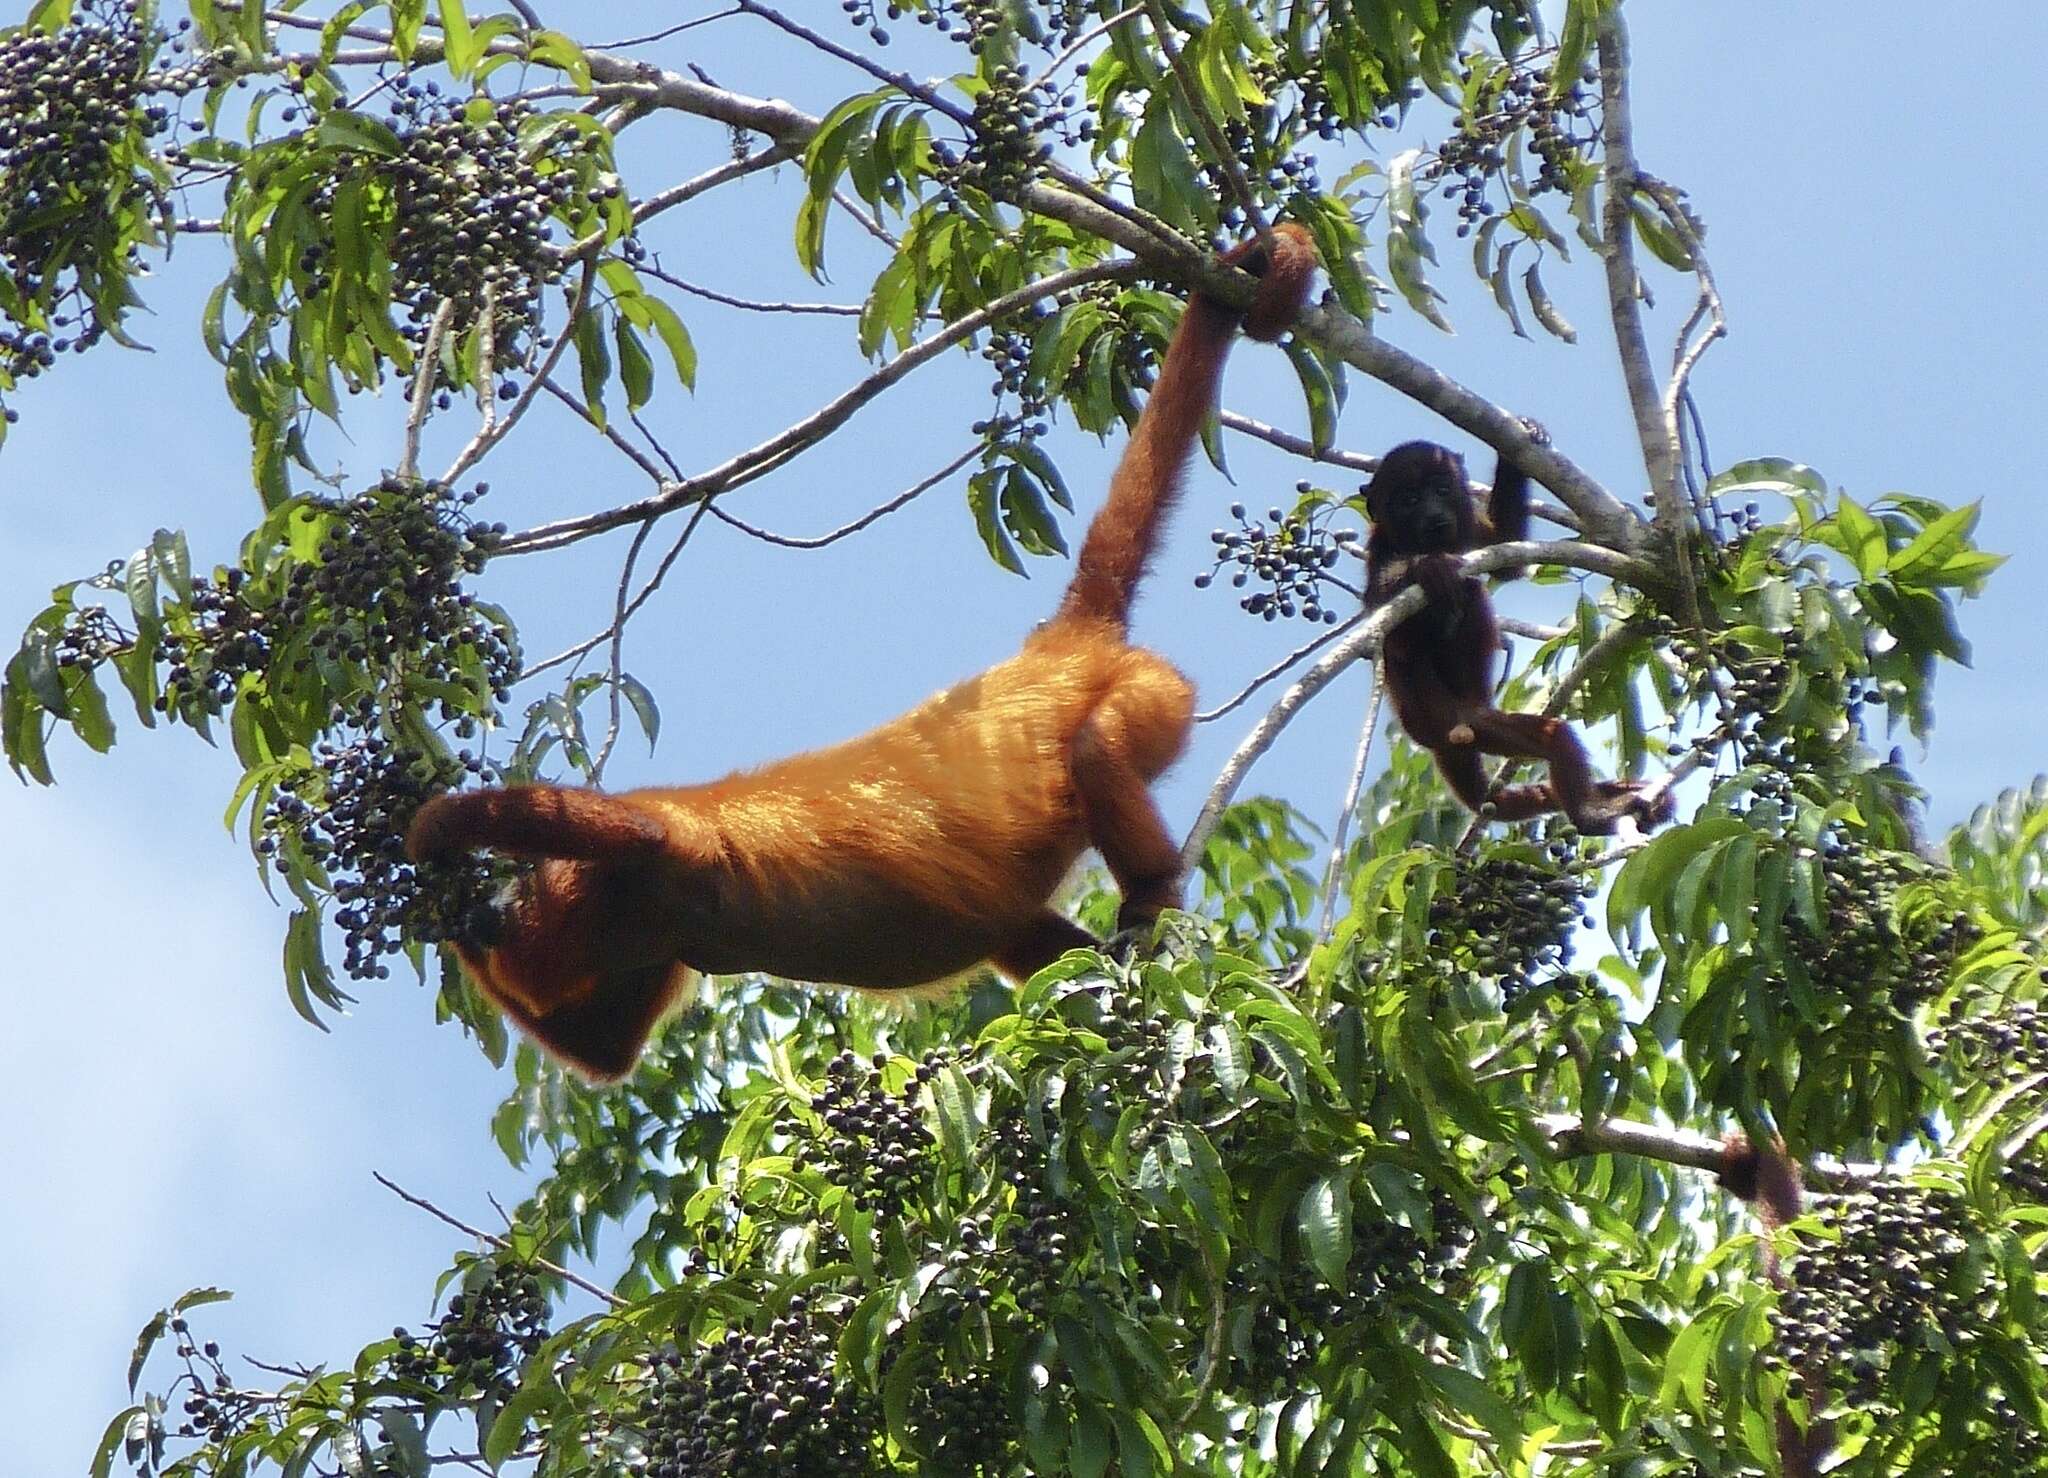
1223,222 -> 1321,343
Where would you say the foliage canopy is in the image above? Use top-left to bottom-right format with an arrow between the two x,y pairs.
4,2 -> 2043,1475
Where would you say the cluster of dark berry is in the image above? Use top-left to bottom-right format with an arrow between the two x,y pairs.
1198,115 -> 1322,223
390,1261 -> 550,1396
907,1374 -> 1013,1475
156,567 -> 269,712
0,0 -> 168,408
989,1109 -> 1070,1314
1785,839 -> 1979,1015
974,318 -> 1056,437
290,82 -> 614,386
917,1210 -> 1000,1330
1196,492 -> 1361,625
1668,623 -> 1800,737
1926,994 -> 2048,1081
1228,1194 -> 1472,1394
935,64 -> 1082,201
145,477 -> 520,976
145,16 -> 236,99
51,603 -> 130,670
1427,846 -> 1592,1003
1775,1180 -> 1992,1406
164,1317 -> 255,1446
157,477 -> 513,724
277,477 -> 513,706
636,1299 -> 874,1478
1423,52 -> 1598,235
841,0 -> 1088,54
799,1051 -> 938,1217
263,701 -> 500,977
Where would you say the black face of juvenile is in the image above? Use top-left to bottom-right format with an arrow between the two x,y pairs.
1366,441 -> 1473,555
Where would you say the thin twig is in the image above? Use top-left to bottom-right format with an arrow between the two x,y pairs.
596,9 -> 742,49
594,517 -> 660,779
443,261 -> 594,486
1314,666 -> 1385,939
1218,409 -> 1378,475
1195,615 -> 1360,722
474,282 -> 499,437
498,260 -> 1144,555
708,444 -> 979,549
538,375 -> 670,485
1637,172 -> 1726,534
1038,5 -> 1144,83
372,1172 -> 623,1307
734,0 -> 974,126
398,299 -> 455,482
833,187 -> 900,249
637,264 -> 865,316
524,493 -> 724,687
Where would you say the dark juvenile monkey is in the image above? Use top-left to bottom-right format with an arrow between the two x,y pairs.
407,226 -> 1321,1079
1363,439 -> 1676,834
1719,1135 -> 1828,1478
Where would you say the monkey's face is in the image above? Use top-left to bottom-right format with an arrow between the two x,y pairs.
1365,441 -> 1473,554
461,858 -> 692,1018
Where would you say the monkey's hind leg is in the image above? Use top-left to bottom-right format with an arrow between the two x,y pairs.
993,910 -> 1102,981
1070,714 -> 1185,936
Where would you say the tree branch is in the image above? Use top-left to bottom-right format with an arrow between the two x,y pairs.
1595,9 -> 1699,621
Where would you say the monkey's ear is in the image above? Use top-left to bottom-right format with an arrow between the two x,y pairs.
484,961 -> 696,1082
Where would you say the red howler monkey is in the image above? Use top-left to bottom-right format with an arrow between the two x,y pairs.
1719,1135 -> 1828,1477
406,226 -> 1320,1080
1363,439 -> 1675,834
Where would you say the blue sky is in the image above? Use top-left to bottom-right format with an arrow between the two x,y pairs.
4,6 -> 2045,1467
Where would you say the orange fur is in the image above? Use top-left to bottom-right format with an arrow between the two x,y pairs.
409,227 -> 1320,1080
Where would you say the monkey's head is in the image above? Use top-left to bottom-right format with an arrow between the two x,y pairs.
1363,440 -> 1476,555
448,856 -> 702,1080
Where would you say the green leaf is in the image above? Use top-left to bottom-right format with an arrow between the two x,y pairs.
614,317 -> 654,410
574,307 -> 611,426
436,0 -> 478,76
1524,260 -> 1577,342
637,295 -> 697,390
618,673 -> 660,751
967,467 -> 1024,575
484,1384 -> 547,1466
1832,497 -> 1889,579
92,1408 -> 141,1478
315,110 -> 402,158
1298,1171 -> 1352,1288
1282,338 -> 1339,453
527,29 -> 592,92
1888,501 -> 1980,584
127,1311 -> 166,1395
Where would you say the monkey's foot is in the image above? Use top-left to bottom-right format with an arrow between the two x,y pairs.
1595,777 -> 1677,829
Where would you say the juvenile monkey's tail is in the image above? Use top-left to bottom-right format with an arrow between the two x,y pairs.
1057,223 -> 1320,630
